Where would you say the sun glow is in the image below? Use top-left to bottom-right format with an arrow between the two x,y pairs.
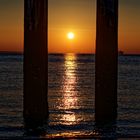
67,32 -> 75,40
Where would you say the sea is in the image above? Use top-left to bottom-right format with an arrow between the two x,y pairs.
0,53 -> 140,139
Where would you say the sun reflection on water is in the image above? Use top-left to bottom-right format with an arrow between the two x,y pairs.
45,54 -> 99,138
61,113 -> 76,125
60,54 -> 79,125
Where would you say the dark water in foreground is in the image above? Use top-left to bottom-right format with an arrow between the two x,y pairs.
0,54 -> 140,139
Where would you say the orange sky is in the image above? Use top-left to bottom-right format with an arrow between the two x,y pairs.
0,0 -> 140,54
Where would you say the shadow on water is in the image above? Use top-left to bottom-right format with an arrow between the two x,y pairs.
94,121 -> 117,139
24,119 -> 48,137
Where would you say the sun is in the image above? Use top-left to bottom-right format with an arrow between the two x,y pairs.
67,32 -> 75,40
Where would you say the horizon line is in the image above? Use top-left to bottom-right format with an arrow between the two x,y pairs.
0,51 -> 140,56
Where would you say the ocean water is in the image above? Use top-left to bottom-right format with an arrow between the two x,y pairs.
0,53 -> 140,139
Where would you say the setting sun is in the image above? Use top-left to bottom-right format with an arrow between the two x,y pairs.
67,32 -> 75,40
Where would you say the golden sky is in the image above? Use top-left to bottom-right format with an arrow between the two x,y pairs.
0,0 -> 140,54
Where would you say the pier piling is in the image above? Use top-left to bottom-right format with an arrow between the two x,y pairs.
24,0 -> 48,126
95,0 -> 118,123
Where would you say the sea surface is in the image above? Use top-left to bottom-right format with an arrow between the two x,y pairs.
0,53 -> 140,139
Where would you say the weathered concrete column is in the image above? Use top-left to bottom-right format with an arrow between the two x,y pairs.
24,0 -> 48,125
95,0 -> 118,123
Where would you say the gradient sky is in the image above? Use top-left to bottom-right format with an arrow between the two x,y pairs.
0,0 -> 140,54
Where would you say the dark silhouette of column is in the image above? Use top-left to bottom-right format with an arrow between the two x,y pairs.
95,0 -> 118,123
24,0 -> 48,126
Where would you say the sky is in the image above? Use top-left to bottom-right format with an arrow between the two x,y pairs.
0,0 -> 140,54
